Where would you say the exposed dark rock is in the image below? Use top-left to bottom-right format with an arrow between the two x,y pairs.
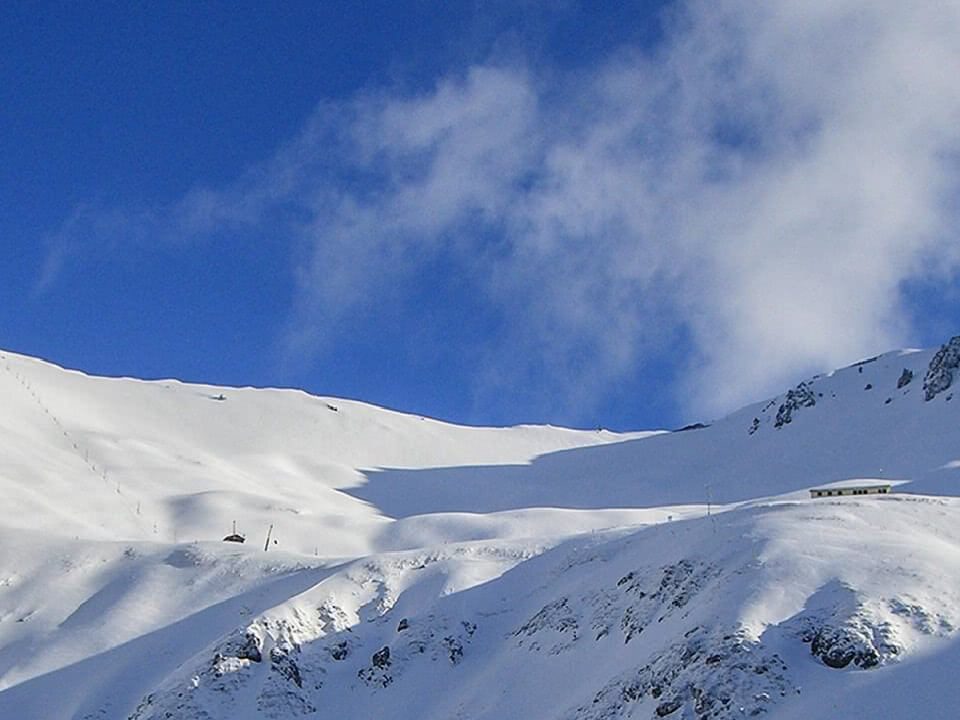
801,619 -> 899,670
358,645 -> 393,687
923,336 -> 960,400
774,383 -> 817,428
514,597 -> 579,653
443,635 -> 464,664
270,648 -> 303,688
327,640 -> 349,661
574,628 -> 790,720
655,698 -> 682,716
397,618 -> 409,632
897,368 -> 913,389
809,627 -> 879,668
235,632 -> 263,663
372,645 -> 391,669
619,561 -> 714,643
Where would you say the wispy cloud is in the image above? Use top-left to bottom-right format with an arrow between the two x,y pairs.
40,0 -> 960,422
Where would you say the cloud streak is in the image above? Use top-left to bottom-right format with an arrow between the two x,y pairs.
40,0 -> 960,423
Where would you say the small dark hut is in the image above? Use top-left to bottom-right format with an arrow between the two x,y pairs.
223,520 -> 245,543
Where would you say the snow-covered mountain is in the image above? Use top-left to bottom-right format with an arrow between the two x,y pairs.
1,338 -> 959,719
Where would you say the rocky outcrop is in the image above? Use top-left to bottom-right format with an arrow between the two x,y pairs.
787,582 -> 912,671
513,597 -> 580,653
806,624 -> 889,669
774,383 -> 817,428
358,645 -> 393,687
571,627 -> 791,720
233,630 -> 263,663
617,560 -> 713,644
923,336 -> 960,400
257,646 -> 317,718
513,560 -> 719,655
443,625 -> 475,665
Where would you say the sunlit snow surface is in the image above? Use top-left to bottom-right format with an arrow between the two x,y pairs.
0,345 -> 958,719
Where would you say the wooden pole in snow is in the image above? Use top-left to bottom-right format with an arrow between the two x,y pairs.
264,524 -> 274,552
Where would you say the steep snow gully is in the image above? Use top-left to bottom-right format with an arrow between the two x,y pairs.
1,336 -> 959,719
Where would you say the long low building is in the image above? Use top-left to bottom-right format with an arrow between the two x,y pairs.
810,483 -> 892,498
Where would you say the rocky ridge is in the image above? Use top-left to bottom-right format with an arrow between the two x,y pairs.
746,336 -> 960,435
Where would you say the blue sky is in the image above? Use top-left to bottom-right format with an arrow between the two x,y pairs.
3,1 -> 960,431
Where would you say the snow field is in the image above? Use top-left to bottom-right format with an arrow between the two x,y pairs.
0,339 -> 959,718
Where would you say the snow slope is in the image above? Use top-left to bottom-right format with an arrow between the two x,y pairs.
0,350 -> 650,556
123,495 -> 960,720
349,346 -> 960,517
1,337 -> 959,719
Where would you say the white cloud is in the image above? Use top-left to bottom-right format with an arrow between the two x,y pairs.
41,0 -> 960,422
